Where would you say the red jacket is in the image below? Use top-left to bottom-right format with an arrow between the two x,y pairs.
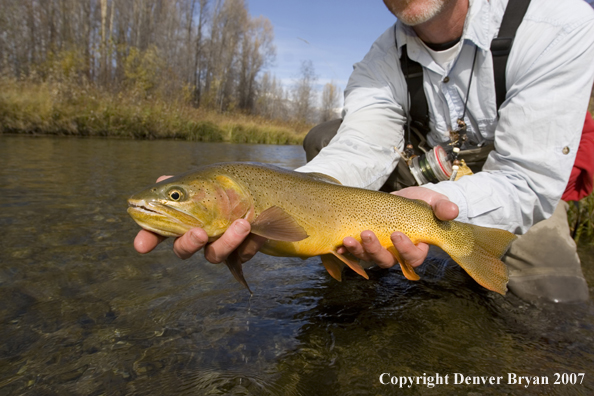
562,111 -> 594,202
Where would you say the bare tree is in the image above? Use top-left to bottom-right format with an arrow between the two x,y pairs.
100,0 -> 108,84
192,0 -> 209,106
201,0 -> 245,110
237,16 -> 275,112
256,71 -> 289,120
291,60 -> 317,123
320,82 -> 340,122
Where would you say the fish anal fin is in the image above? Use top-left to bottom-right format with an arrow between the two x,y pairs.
331,251 -> 369,280
250,206 -> 309,242
225,253 -> 252,294
387,246 -> 421,281
321,254 -> 345,281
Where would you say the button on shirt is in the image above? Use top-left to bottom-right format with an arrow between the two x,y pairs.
296,0 -> 594,234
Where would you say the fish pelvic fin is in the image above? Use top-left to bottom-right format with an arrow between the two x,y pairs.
225,253 -> 253,294
250,206 -> 309,242
321,254 -> 346,281
387,246 -> 421,281
444,224 -> 516,295
331,251 -> 369,280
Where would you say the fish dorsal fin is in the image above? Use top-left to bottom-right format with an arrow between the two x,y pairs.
225,252 -> 252,294
321,254 -> 346,281
412,198 -> 432,210
250,206 -> 309,242
304,172 -> 342,185
387,246 -> 420,281
331,251 -> 369,279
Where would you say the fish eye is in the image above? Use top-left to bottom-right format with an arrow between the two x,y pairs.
168,189 -> 184,201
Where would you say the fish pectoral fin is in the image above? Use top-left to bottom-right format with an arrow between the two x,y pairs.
225,253 -> 253,294
387,246 -> 421,281
250,206 -> 309,242
321,254 -> 346,281
331,251 -> 369,280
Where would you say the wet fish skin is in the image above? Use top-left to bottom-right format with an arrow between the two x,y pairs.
128,162 -> 516,295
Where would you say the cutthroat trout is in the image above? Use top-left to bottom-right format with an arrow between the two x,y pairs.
128,162 -> 516,295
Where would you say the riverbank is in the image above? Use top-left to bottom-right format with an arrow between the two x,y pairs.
0,79 -> 309,145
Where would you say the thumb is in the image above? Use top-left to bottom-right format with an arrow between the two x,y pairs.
433,199 -> 458,221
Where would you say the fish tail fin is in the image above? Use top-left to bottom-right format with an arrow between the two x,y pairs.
442,224 -> 516,295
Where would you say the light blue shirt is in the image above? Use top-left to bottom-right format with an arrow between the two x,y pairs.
297,0 -> 594,233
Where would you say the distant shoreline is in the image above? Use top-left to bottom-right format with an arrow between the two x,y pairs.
0,80 -> 309,145
0,127 -> 305,145
0,132 -> 304,145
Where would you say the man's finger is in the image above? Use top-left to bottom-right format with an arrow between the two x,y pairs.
204,219 -> 251,264
390,232 -> 429,268
173,228 -> 209,260
342,236 -> 371,262
342,232 -> 397,268
391,187 -> 459,221
235,234 -> 267,263
359,230 -> 397,268
134,230 -> 166,254
433,199 -> 458,221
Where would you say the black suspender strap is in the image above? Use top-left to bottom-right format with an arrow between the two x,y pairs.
399,0 -> 532,132
401,44 -> 430,134
490,0 -> 532,110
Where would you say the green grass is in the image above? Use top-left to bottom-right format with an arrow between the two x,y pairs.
568,194 -> 594,245
569,90 -> 594,245
0,79 -> 308,144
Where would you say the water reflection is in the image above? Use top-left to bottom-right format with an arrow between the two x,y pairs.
1,135 -> 593,395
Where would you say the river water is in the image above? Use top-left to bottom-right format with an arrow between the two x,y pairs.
1,135 -> 593,395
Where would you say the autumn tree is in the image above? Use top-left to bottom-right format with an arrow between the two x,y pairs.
256,71 -> 289,120
0,0 -> 278,115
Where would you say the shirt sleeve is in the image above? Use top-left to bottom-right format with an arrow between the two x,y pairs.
423,10 -> 594,234
296,27 -> 408,190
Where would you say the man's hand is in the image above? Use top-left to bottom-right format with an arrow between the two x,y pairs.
133,175 -> 265,264
338,186 -> 458,269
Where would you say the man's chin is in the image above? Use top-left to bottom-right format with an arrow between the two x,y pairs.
396,9 -> 440,26
393,0 -> 450,26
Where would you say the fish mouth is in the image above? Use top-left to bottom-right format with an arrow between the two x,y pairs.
127,199 -> 204,237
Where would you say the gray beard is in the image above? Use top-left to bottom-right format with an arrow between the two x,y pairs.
396,0 -> 451,26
